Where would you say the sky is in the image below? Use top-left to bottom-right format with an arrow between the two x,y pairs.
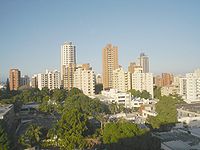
0,0 -> 200,81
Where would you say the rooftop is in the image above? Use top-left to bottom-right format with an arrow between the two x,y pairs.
153,128 -> 200,149
177,103 -> 200,114
0,104 -> 13,119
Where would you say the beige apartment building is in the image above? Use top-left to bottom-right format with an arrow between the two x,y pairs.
74,64 -> 95,96
112,67 -> 131,92
102,44 -> 119,89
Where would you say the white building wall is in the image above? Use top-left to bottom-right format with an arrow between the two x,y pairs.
37,70 -> 60,90
74,66 -> 95,96
61,42 -> 76,81
186,71 -> 200,103
112,68 -> 131,92
132,72 -> 154,98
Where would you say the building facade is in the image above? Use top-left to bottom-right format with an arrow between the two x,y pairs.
112,67 -> 131,92
179,77 -> 187,98
61,42 -> 76,90
185,70 -> 200,103
96,74 -> 102,84
74,64 -> 95,96
9,69 -> 21,91
102,44 -> 119,89
161,73 -> 173,87
132,72 -> 154,98
38,70 -> 60,90
31,74 -> 38,88
20,75 -> 30,87
137,53 -> 149,73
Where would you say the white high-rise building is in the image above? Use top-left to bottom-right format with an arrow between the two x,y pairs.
61,42 -> 76,90
74,64 -> 95,96
132,72 -> 154,98
37,70 -> 60,90
112,67 -> 131,92
185,69 -> 200,103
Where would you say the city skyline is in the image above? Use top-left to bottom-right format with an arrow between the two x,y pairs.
1,0 -> 200,81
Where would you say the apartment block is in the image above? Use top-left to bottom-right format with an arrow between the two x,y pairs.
112,67 -> 131,92
74,64 -> 95,96
61,41 -> 76,90
132,72 -> 154,98
38,70 -> 60,90
9,69 -> 21,91
102,44 -> 118,89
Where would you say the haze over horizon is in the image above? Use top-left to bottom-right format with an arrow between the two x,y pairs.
1,0 -> 200,81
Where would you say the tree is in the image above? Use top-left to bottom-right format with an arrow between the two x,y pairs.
154,86 -> 161,99
64,94 -> 109,116
103,121 -> 146,144
67,88 -> 83,97
53,108 -> 88,149
0,121 -> 10,149
147,95 -> 184,129
51,89 -> 67,103
19,124 -> 42,148
141,90 -> 151,99
102,121 -> 160,150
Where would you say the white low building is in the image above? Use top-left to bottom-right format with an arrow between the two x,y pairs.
131,97 -> 157,108
101,89 -> 131,108
141,104 -> 157,118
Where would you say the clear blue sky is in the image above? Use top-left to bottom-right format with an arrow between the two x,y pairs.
0,0 -> 200,81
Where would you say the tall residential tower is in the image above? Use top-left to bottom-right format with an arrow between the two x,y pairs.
102,44 -> 118,89
61,42 -> 76,90
9,69 -> 21,91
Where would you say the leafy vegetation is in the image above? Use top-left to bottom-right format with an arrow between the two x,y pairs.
0,87 -> 161,149
103,121 -> 160,150
129,89 -> 151,99
0,121 -> 10,150
148,88 -> 184,129
48,108 -> 88,149
103,121 -> 146,144
19,124 -> 42,148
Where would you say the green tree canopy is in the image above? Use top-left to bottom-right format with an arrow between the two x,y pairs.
148,95 -> 184,129
0,121 -> 10,150
19,124 -> 42,148
64,93 -> 109,116
129,89 -> 151,99
53,108 -> 88,149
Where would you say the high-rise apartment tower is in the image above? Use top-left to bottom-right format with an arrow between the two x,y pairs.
102,44 -> 119,89
9,69 -> 21,91
61,42 -> 76,90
